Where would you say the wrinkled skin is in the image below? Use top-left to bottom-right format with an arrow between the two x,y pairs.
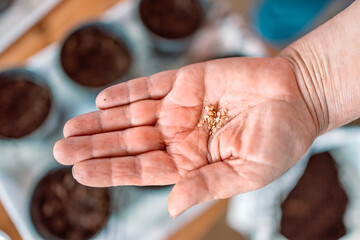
54,57 -> 318,217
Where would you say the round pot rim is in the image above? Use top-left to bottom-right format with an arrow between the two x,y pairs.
29,166 -> 112,240
0,67 -> 55,140
58,21 -> 133,90
138,0 -> 204,40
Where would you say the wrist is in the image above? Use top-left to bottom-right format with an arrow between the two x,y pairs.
279,0 -> 360,133
278,45 -> 330,135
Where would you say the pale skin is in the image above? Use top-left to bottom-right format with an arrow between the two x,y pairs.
54,1 -> 360,218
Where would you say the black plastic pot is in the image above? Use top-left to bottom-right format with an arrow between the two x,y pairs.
139,0 -> 204,54
30,167 -> 112,240
0,68 -> 55,139
59,22 -> 133,89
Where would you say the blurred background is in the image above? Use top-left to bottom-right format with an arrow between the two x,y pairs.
0,0 -> 359,240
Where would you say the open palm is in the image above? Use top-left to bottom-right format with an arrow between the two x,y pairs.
54,57 -> 317,217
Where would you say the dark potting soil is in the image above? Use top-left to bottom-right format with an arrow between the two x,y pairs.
139,0 -> 203,39
60,26 -> 131,88
0,73 -> 51,139
280,152 -> 348,240
30,167 -> 111,240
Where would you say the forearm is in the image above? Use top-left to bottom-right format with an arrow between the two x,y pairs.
280,0 -> 360,134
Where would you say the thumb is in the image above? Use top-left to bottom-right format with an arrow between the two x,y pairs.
167,160 -> 254,218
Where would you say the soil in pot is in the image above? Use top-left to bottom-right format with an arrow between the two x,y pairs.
280,152 -> 348,240
30,167 -> 111,240
60,25 -> 131,88
0,70 -> 51,139
139,0 -> 203,39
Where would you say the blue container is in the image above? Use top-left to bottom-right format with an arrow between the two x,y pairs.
252,0 -> 332,47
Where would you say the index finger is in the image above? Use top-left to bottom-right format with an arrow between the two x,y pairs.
96,69 -> 177,109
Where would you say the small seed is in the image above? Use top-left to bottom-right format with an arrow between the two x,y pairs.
198,105 -> 229,135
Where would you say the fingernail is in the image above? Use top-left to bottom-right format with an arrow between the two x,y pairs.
72,166 -> 76,179
169,208 -> 177,220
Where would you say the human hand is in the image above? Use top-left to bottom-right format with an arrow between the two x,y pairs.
54,57 -> 317,218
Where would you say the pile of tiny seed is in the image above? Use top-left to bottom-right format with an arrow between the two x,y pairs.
198,105 -> 228,135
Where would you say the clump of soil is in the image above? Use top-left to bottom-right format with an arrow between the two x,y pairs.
0,70 -> 51,139
281,152 -> 348,240
30,167 -> 111,240
60,25 -> 131,88
139,0 -> 203,39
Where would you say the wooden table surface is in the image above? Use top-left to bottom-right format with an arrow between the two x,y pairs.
0,0 -> 227,239
0,203 -> 22,240
0,0 -> 120,68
